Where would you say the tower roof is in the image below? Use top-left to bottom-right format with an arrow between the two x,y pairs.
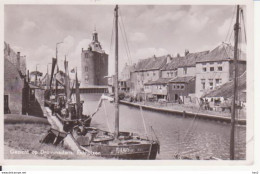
88,28 -> 104,53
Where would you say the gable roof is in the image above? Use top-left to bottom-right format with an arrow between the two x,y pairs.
196,43 -> 246,63
161,56 -> 184,70
202,72 -> 246,101
134,55 -> 167,72
162,51 -> 209,70
179,51 -> 210,67
169,76 -> 195,83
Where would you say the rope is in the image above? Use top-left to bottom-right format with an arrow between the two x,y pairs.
119,9 -> 132,65
241,9 -> 247,44
119,21 -> 131,63
109,15 -> 115,57
225,6 -> 236,43
139,105 -> 148,137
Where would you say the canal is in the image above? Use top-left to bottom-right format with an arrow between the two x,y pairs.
78,93 -> 246,160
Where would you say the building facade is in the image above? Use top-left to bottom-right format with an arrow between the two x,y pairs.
144,78 -> 171,100
195,43 -> 246,98
130,55 -> 167,95
168,76 -> 195,103
81,30 -> 108,87
4,42 -> 27,114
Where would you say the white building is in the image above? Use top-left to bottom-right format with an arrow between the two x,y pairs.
195,43 -> 246,98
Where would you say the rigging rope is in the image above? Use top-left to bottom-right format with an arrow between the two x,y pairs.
119,21 -> 131,63
225,6 -> 236,43
109,15 -> 115,57
140,105 -> 148,137
119,9 -> 133,65
241,9 -> 247,44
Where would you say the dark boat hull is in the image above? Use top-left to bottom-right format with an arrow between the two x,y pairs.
82,142 -> 159,160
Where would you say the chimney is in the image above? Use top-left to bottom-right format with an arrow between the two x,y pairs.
185,49 -> 189,56
166,54 -> 172,64
17,52 -> 21,71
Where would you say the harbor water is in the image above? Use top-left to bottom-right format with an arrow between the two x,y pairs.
78,93 -> 246,160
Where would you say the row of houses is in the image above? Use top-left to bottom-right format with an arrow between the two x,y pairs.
119,43 -> 246,107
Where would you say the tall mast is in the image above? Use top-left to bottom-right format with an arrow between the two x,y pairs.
55,42 -> 63,98
230,5 -> 240,160
114,5 -> 119,139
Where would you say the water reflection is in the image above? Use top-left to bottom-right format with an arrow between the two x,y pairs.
77,93 -> 246,160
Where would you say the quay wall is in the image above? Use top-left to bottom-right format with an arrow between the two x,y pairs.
120,100 -> 246,125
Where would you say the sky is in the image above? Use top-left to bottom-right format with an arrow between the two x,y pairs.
4,5 -> 245,79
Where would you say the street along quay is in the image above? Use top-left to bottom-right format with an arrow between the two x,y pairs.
120,100 -> 246,125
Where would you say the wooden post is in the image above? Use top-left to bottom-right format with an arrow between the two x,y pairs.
114,5 -> 119,139
230,5 -> 240,160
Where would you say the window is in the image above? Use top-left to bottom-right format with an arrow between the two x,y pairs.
147,73 -> 149,76
177,85 -> 180,89
174,71 -> 178,77
183,67 -> 187,75
153,72 -> 156,76
202,67 -> 207,72
210,62 -> 214,65
202,62 -> 207,65
217,61 -> 222,64
201,79 -> 206,90
171,72 -> 174,76
167,72 -> 170,77
209,79 -> 213,89
210,67 -> 214,71
218,66 -> 222,71
181,85 -> 185,89
85,66 -> 88,72
215,79 -> 222,86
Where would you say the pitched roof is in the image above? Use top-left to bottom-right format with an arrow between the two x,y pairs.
144,78 -> 171,85
203,72 -> 246,101
161,56 -> 184,70
134,55 -> 167,72
162,51 -> 209,70
179,51 -> 210,67
169,76 -> 195,83
196,43 -> 246,63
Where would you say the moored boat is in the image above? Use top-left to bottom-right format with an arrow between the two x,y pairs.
70,5 -> 160,160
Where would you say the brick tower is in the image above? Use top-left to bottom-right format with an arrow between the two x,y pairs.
81,29 -> 108,87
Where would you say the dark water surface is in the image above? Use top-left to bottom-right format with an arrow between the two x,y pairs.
76,93 -> 246,160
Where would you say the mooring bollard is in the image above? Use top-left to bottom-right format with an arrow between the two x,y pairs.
183,111 -> 186,117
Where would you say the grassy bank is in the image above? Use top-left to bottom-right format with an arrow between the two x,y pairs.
4,114 -> 101,159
